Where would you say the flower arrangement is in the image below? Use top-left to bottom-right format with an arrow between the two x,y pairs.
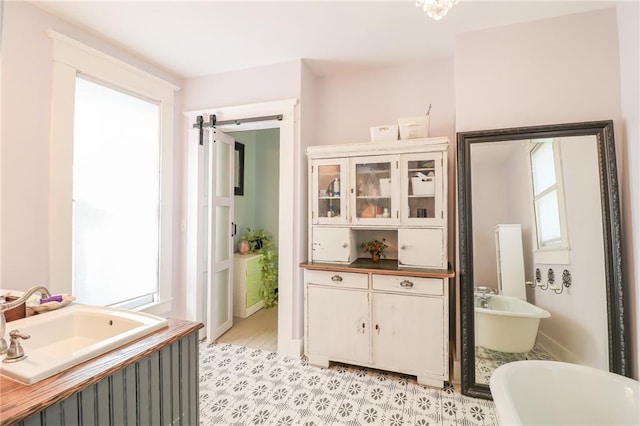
361,239 -> 388,258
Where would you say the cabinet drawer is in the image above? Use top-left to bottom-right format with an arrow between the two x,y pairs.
372,274 -> 443,296
306,269 -> 368,289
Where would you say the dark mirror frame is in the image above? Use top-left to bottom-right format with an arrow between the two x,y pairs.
457,120 -> 627,399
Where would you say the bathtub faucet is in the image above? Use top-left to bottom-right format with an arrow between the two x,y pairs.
0,286 -> 51,354
474,286 -> 495,308
477,294 -> 491,308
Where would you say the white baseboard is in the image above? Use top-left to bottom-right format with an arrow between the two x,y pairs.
537,331 -> 580,364
278,337 -> 303,358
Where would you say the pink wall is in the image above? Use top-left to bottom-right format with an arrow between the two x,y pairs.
1,1 -> 182,291
315,61 -> 455,145
456,8 -> 621,132
455,7 -> 638,378
181,61 -> 302,112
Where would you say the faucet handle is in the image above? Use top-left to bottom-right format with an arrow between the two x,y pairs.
9,330 -> 30,340
3,329 -> 29,362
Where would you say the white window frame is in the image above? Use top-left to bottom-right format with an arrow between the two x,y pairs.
528,138 -> 571,264
48,30 -> 179,316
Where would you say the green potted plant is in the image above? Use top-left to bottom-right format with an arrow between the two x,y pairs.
239,228 -> 278,307
361,238 -> 388,263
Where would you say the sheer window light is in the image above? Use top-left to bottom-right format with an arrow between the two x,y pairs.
73,76 -> 160,307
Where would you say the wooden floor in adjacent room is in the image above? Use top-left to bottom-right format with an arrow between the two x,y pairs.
216,306 -> 278,351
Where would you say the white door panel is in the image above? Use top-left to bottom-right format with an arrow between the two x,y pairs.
207,128 -> 235,341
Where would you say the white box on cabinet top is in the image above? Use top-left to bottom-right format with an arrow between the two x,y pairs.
398,115 -> 430,140
370,125 -> 399,142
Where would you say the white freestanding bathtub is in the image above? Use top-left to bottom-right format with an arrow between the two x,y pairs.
490,360 -> 639,426
475,294 -> 550,353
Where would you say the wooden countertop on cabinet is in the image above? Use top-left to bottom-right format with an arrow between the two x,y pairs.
0,318 -> 203,425
300,259 -> 455,279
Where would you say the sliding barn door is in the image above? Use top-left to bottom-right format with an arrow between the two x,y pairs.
205,128 -> 235,341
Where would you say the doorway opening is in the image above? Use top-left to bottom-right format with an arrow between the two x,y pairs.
186,98 -> 300,356
216,128 -> 280,351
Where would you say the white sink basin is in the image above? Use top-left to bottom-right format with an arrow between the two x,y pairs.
0,304 -> 168,384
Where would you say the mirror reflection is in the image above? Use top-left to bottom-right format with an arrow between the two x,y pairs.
458,121 -> 626,399
470,135 -> 608,385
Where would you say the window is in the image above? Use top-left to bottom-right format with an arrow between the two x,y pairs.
72,77 -> 160,308
48,30 -> 178,315
529,138 -> 570,262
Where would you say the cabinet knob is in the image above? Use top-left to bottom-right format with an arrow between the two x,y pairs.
360,322 -> 366,334
401,245 -> 408,250
342,243 -> 348,248
331,275 -> 343,282
400,280 -> 414,288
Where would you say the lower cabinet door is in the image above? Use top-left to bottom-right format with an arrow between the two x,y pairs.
371,293 -> 444,374
307,286 -> 370,364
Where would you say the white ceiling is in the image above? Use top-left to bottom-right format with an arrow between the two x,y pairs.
32,1 -> 617,79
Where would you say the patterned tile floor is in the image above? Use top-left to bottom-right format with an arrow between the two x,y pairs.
475,342 -> 555,384
199,342 -> 497,425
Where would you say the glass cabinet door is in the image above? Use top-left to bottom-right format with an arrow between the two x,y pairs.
311,158 -> 348,224
350,155 -> 399,225
401,152 -> 444,225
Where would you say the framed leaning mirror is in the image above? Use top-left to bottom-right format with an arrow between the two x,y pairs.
457,120 -> 627,399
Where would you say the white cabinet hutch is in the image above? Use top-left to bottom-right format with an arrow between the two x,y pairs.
301,138 -> 454,388
307,138 -> 448,268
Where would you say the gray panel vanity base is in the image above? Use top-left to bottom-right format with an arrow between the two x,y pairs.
18,331 -> 200,426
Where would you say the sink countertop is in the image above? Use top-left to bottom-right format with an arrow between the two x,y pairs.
0,318 -> 203,425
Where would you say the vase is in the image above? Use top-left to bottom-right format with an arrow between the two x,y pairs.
238,239 -> 250,254
371,254 -> 381,263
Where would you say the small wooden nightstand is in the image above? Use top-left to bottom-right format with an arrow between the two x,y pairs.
233,253 -> 264,318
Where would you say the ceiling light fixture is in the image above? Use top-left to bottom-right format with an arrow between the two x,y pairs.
416,0 -> 459,21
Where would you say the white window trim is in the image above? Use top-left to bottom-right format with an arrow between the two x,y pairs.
528,138 -> 571,265
48,30 -> 179,316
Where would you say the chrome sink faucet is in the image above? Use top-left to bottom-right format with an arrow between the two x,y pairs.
0,286 -> 51,354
